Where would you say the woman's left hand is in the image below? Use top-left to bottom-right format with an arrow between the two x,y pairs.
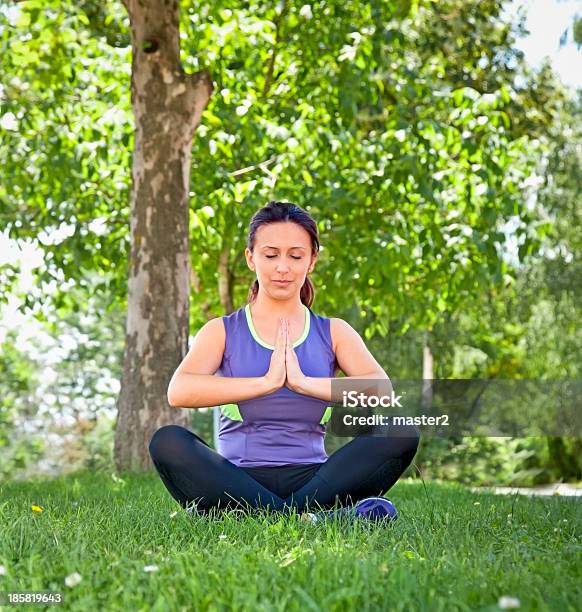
284,318 -> 308,394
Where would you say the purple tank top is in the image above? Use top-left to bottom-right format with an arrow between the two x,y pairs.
215,303 -> 337,467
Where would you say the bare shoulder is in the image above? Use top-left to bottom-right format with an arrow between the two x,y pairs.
198,316 -> 226,338
195,316 -> 226,352
175,316 -> 226,376
329,317 -> 361,353
329,317 -> 386,377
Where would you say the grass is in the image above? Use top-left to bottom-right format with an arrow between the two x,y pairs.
0,470 -> 580,611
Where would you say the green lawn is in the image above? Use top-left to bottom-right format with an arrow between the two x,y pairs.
1,470 -> 580,611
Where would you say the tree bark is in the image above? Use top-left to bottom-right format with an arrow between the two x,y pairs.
113,0 -> 213,471
421,332 -> 434,411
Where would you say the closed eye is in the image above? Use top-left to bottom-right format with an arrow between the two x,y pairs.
266,255 -> 302,259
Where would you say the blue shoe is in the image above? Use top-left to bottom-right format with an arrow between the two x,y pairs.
301,496 -> 398,524
352,496 -> 398,521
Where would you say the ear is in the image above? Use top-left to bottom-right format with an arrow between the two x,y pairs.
308,253 -> 318,273
244,247 -> 255,271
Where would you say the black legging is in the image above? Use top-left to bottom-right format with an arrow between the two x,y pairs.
148,419 -> 420,515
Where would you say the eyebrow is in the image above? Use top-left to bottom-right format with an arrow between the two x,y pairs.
261,245 -> 307,250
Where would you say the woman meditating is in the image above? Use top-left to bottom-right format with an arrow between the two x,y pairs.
149,201 -> 420,522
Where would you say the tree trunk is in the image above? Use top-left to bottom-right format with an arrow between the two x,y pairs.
421,332 -> 434,411
113,0 -> 213,471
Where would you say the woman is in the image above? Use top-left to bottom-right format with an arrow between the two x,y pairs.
149,201 -> 420,521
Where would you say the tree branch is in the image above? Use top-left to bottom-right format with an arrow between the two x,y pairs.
261,0 -> 289,98
229,154 -> 284,177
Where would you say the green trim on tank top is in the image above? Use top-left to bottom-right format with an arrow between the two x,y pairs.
244,303 -> 310,350
220,403 -> 243,421
320,406 -> 333,425
220,403 -> 333,425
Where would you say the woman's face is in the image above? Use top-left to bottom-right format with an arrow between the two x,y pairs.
245,222 -> 317,299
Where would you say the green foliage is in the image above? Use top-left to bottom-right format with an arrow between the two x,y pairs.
190,409 -> 215,445
0,284 -> 124,479
0,0 -> 579,484
182,0 -> 562,335
34,281 -> 126,416
57,414 -> 117,475
416,436 -> 552,486
0,0 -> 132,316
0,331 -> 38,437
0,330 -> 45,478
417,435 -> 582,486
0,0 -> 567,336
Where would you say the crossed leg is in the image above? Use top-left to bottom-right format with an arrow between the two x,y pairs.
148,422 -> 420,515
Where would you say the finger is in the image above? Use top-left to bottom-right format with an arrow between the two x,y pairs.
279,319 -> 289,354
284,325 -> 291,356
288,319 -> 292,343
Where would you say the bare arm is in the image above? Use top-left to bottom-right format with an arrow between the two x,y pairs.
167,317 -> 277,409
291,318 -> 393,402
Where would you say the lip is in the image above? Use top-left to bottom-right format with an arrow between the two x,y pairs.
273,280 -> 291,285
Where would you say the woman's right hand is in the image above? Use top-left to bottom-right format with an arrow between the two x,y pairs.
263,317 -> 287,392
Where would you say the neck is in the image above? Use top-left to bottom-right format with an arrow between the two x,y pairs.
251,290 -> 304,317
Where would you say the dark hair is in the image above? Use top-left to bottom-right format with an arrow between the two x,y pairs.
246,201 -> 320,307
